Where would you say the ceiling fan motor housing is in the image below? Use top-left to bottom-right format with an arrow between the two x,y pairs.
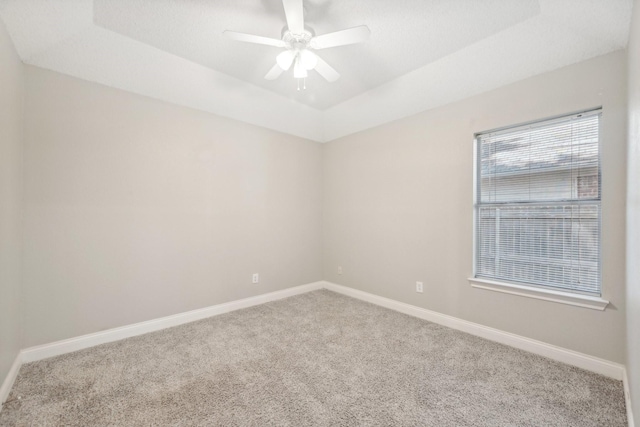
281,27 -> 315,49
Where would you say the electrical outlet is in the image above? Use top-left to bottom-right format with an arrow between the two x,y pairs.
416,282 -> 424,293
252,273 -> 259,284
337,266 -> 343,275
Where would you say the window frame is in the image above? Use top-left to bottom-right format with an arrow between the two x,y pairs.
469,108 -> 608,310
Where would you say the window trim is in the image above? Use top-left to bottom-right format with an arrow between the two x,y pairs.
468,277 -> 609,310
471,108 -> 606,308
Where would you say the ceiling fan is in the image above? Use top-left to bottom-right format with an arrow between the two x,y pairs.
223,0 -> 370,87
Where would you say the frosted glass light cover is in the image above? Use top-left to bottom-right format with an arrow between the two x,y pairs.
276,50 -> 295,70
300,49 -> 318,70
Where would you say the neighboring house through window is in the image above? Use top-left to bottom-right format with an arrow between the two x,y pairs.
577,174 -> 599,199
473,109 -> 602,301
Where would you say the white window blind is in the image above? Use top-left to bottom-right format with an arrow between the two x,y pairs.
475,109 -> 601,296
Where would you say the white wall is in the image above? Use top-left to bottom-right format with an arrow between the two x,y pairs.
627,0 -> 640,419
323,51 -> 627,363
0,19 -> 23,385
22,66 -> 323,348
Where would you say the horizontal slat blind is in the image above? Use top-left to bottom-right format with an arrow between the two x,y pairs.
475,110 -> 601,295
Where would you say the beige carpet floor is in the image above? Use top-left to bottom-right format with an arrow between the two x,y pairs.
0,290 -> 628,426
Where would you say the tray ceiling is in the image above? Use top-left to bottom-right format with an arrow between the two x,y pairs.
92,0 -> 541,110
0,0 -> 633,142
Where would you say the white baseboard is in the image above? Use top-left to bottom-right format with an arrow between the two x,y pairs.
624,367 -> 636,427
21,281 -> 324,363
322,281 -> 625,381
0,353 -> 21,405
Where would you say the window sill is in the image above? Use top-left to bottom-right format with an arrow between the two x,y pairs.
468,277 -> 609,311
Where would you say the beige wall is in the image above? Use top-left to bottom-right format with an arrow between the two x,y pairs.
627,0 -> 640,419
0,20 -> 23,385
323,51 -> 627,363
22,66 -> 323,348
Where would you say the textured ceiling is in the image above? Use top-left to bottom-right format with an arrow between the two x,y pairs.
0,0 -> 633,142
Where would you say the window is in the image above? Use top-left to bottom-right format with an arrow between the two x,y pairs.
473,109 -> 603,304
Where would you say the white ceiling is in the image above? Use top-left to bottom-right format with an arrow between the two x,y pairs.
0,0 -> 633,142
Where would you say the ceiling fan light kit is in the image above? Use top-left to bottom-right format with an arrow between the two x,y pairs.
293,58 -> 308,78
223,0 -> 370,89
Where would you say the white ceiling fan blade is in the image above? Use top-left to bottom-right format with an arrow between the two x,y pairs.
282,0 -> 304,34
314,55 -> 340,82
310,25 -> 371,50
223,31 -> 286,48
264,63 -> 284,80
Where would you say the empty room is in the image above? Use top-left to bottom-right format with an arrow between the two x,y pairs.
1,0 -> 639,425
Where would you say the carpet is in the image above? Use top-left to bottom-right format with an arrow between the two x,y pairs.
0,290 -> 627,426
